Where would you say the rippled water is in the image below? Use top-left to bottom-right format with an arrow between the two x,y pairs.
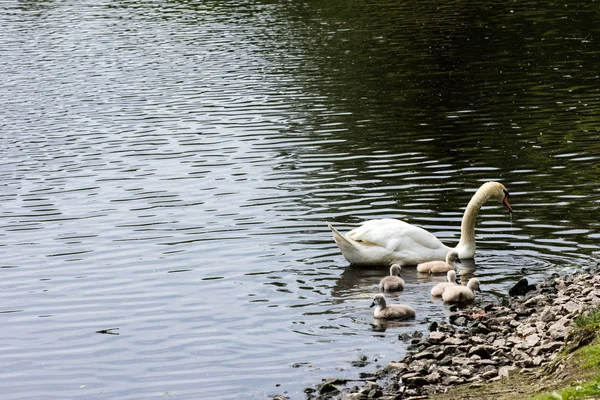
1,1 -> 600,399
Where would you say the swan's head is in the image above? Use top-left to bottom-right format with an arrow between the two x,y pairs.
445,250 -> 461,265
390,264 -> 402,276
467,278 -> 481,292
447,270 -> 457,283
481,182 -> 513,213
370,294 -> 387,308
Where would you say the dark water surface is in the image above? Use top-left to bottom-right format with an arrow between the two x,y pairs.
2,1 -> 600,398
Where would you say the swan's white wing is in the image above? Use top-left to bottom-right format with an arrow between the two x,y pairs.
347,219 -> 445,252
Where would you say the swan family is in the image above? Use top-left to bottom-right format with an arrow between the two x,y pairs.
327,181 -> 513,321
371,266 -> 482,320
328,181 -> 512,267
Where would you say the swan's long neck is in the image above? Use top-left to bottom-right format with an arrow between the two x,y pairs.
455,188 -> 489,258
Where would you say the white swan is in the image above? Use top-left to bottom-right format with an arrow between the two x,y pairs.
370,294 -> 415,320
442,278 -> 481,304
417,250 -> 461,274
379,264 -> 405,292
430,270 -> 458,297
328,181 -> 512,266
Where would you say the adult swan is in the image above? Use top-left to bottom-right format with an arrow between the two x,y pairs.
328,181 -> 513,267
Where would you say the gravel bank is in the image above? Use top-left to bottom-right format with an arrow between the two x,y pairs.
307,264 -> 600,400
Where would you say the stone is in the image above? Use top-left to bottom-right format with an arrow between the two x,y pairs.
451,356 -> 475,367
540,308 -> 556,322
525,334 -> 541,347
471,322 -> 491,334
452,316 -> 469,326
441,345 -> 459,356
553,295 -> 571,305
539,341 -> 563,353
481,368 -> 498,380
384,363 -> 408,373
403,375 -> 428,387
523,294 -> 548,307
424,371 -> 441,384
507,335 -> 523,345
442,337 -> 465,346
428,331 -> 445,342
563,301 -> 583,315
498,365 -> 518,377
401,372 -> 420,380
548,316 -> 571,340
532,356 -> 545,366
468,345 -> 494,359
516,324 -> 537,337
408,360 -> 432,374
438,366 -> 458,376
469,336 -> 488,345
412,351 -> 435,360
319,379 -> 342,395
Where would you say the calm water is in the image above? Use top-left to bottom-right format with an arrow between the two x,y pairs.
1,1 -> 600,399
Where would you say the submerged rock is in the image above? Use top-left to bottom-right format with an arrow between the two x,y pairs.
508,278 -> 536,297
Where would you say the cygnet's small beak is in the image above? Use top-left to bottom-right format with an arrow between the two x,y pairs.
369,301 -> 376,308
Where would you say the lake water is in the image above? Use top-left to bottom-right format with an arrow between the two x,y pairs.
1,1 -> 600,399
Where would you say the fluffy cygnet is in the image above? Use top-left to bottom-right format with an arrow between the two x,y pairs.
442,278 -> 481,304
417,250 -> 461,274
370,294 -> 415,320
430,270 -> 458,297
379,264 -> 405,292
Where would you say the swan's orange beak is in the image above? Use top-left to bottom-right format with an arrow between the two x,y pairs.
503,191 -> 513,213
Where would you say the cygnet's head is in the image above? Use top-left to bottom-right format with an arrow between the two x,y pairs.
370,293 -> 387,308
467,278 -> 481,292
390,264 -> 402,276
446,250 -> 461,265
447,270 -> 457,283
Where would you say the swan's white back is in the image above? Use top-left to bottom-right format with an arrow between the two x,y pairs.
328,182 -> 512,267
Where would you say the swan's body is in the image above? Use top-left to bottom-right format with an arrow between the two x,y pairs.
417,250 -> 461,274
431,270 -> 458,297
370,294 -> 415,320
379,264 -> 405,292
442,278 -> 481,304
328,182 -> 512,266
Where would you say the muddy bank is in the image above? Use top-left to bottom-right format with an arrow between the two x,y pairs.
306,264 -> 600,400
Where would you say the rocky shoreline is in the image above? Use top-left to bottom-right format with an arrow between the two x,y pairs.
307,264 -> 600,400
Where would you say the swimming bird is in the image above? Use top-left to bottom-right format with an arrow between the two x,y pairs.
379,264 -> 405,292
328,182 -> 513,266
430,270 -> 458,297
370,294 -> 415,320
417,250 -> 461,274
442,278 -> 481,304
